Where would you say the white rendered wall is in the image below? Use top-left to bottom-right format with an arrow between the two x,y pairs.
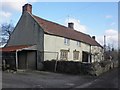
44,34 -> 91,62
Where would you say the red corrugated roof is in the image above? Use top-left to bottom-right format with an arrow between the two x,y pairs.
33,15 -> 102,47
0,45 -> 30,52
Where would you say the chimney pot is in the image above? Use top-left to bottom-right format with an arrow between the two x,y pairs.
22,3 -> 32,14
68,22 -> 74,29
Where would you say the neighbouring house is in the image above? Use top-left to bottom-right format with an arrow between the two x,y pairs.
1,3 -> 104,70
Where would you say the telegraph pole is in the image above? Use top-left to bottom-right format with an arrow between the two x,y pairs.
104,35 -> 106,60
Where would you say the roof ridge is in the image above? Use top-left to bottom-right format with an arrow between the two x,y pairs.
33,14 -> 90,37
30,14 -> 102,47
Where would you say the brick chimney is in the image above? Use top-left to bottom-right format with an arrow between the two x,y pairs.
68,22 -> 74,29
92,36 -> 95,40
22,3 -> 32,14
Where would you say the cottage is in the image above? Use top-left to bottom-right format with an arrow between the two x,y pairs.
1,3 -> 104,70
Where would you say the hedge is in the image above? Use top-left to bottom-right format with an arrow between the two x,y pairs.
42,60 -> 118,76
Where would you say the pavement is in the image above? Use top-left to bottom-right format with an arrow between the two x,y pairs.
2,68 -> 119,89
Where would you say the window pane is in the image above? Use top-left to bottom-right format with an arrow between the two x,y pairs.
64,38 -> 70,45
77,41 -> 81,47
73,51 -> 79,60
60,50 -> 68,60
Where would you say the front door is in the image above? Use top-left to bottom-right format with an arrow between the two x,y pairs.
82,51 -> 89,62
18,51 -> 27,69
27,51 -> 37,70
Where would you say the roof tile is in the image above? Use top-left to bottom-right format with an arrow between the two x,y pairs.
0,45 -> 30,52
33,15 -> 102,47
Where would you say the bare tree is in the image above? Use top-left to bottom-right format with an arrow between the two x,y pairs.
104,43 -> 118,61
0,23 -> 14,46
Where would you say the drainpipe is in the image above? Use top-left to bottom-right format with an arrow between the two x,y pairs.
16,50 -> 18,71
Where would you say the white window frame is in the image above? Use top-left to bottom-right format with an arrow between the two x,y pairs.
60,50 -> 68,60
64,38 -> 70,45
73,51 -> 79,60
77,41 -> 81,47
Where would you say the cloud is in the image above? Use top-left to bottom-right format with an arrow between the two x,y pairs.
2,0 -> 28,12
0,11 -> 12,24
105,15 -> 113,19
105,29 -> 118,47
0,0 -> 28,24
0,11 -> 11,18
1,0 -> 39,24
96,29 -> 118,48
105,29 -> 117,36
1,0 -> 39,12
64,18 -> 118,49
65,18 -> 87,33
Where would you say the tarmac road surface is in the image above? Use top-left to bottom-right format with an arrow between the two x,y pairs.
2,68 -> 119,89
74,68 -> 119,88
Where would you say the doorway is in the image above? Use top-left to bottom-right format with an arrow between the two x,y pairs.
18,50 -> 37,70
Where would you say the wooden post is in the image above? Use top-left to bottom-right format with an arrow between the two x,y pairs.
54,52 -> 59,72
16,50 -> 18,70
89,45 -> 92,63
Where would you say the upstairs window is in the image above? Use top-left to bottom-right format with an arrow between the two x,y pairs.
77,41 -> 81,47
64,38 -> 70,45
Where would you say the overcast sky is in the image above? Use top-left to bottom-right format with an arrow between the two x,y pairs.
0,0 -> 119,48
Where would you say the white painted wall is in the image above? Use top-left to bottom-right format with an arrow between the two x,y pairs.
44,34 -> 91,62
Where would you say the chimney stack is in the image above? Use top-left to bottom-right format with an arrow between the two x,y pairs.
22,3 -> 32,14
92,36 -> 95,40
68,22 -> 74,29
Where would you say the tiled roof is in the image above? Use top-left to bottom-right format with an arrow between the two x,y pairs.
0,45 -> 30,52
33,15 -> 102,47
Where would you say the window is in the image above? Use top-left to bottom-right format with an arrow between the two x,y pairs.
60,50 -> 68,60
77,41 -> 81,47
64,38 -> 70,45
73,51 -> 79,60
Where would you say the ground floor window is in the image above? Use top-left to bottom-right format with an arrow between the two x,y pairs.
73,51 -> 79,60
60,50 -> 69,60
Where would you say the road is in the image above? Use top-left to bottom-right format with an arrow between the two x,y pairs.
2,68 -> 119,89
75,68 -> 119,88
